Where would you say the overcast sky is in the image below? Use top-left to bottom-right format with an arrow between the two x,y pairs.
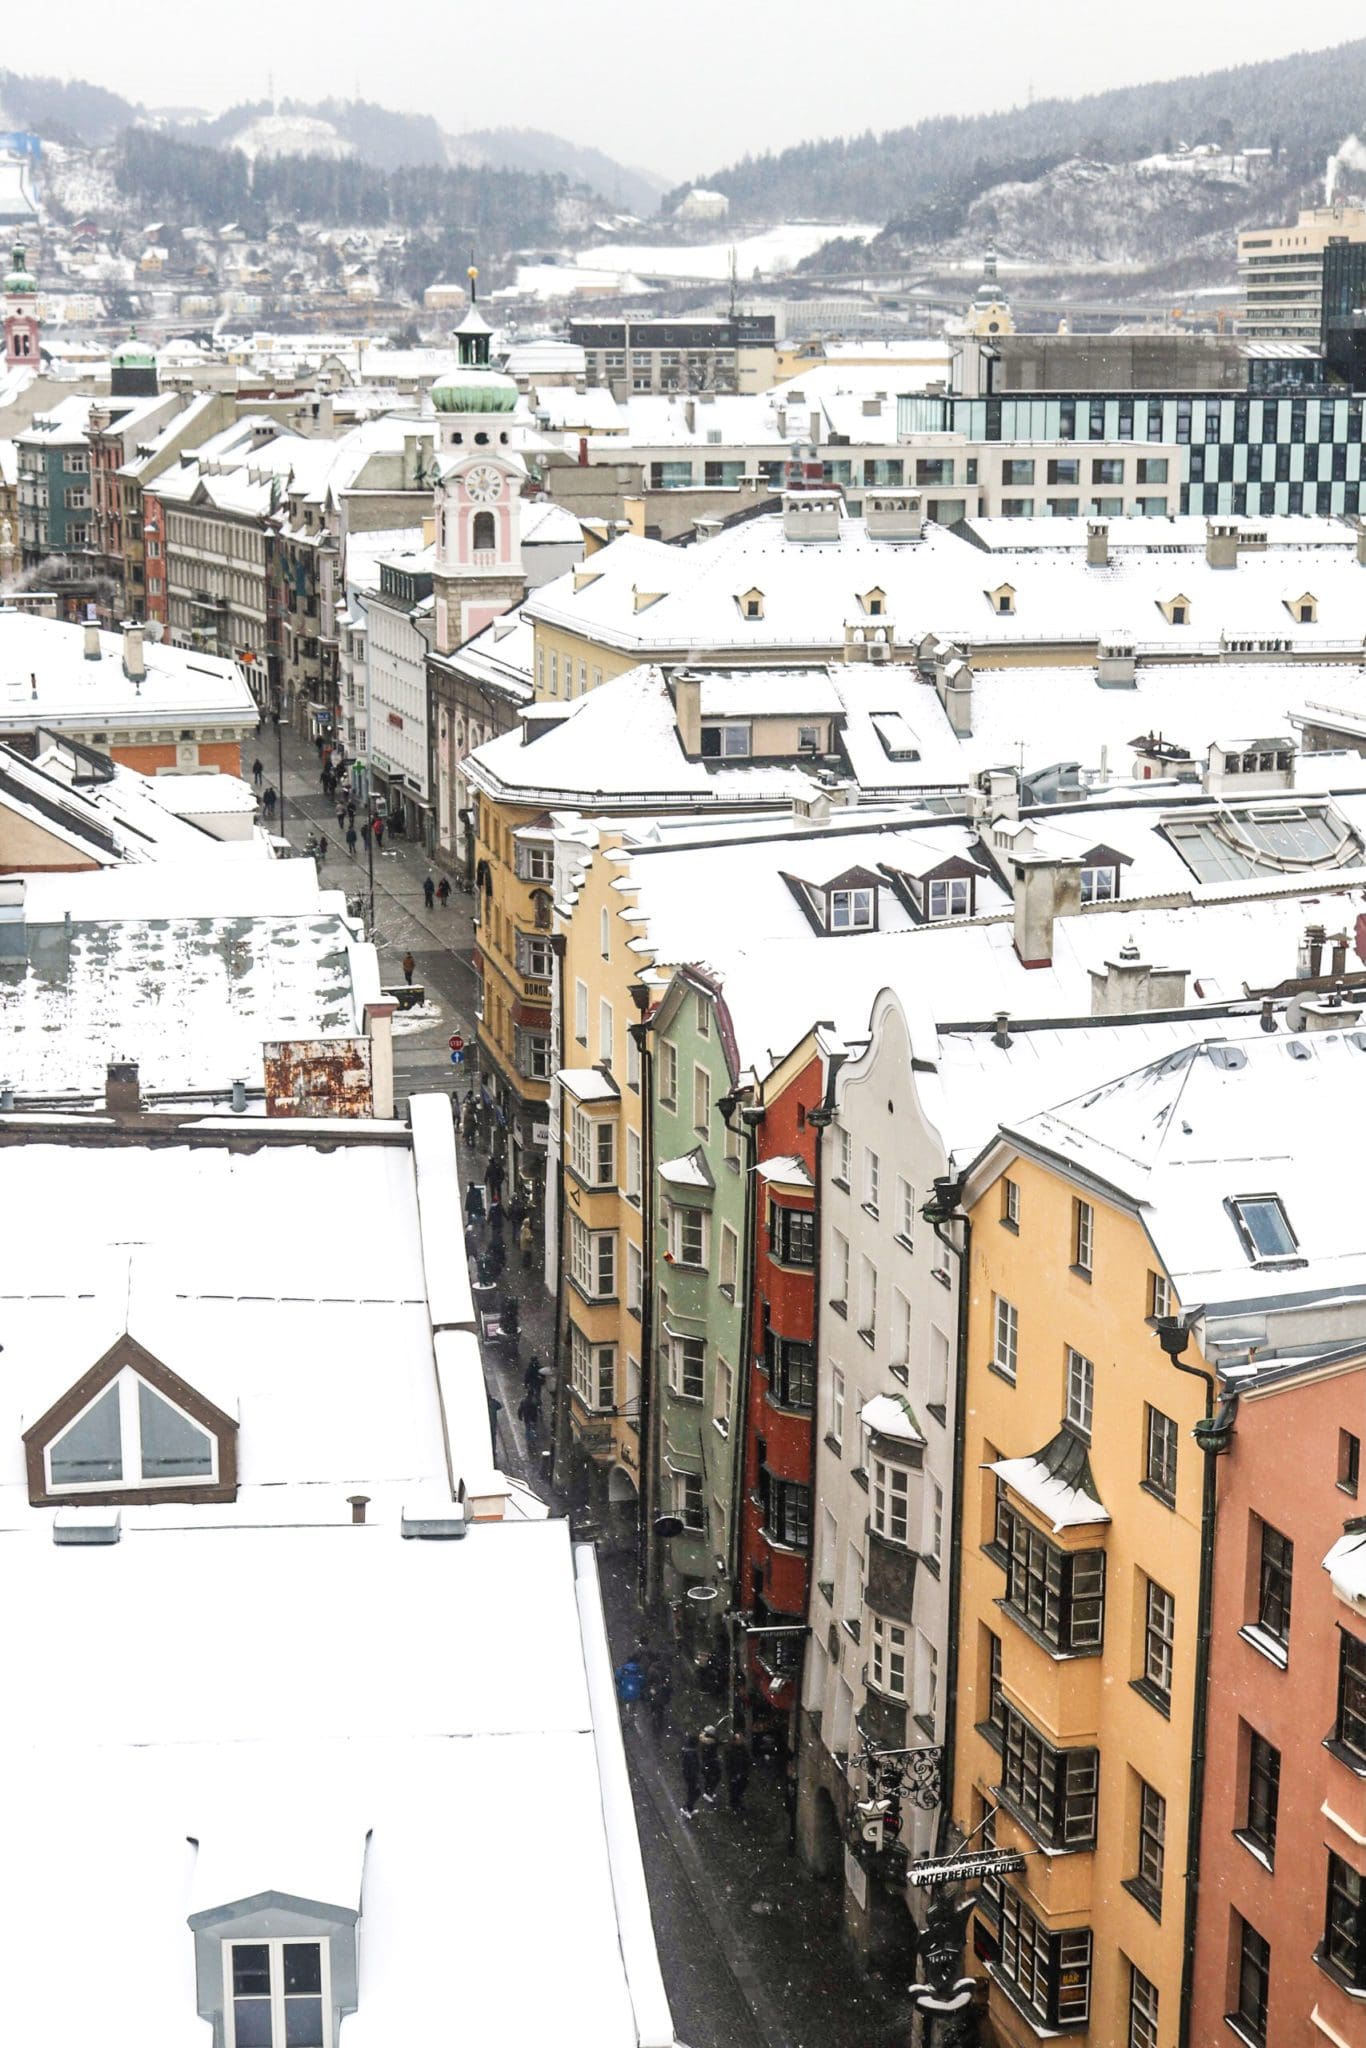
9,8 -> 1343,182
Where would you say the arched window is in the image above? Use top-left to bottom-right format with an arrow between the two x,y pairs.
472,510 -> 495,553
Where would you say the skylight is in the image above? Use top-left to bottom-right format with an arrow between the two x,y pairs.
1229,1195 -> 1299,1266
1165,803 -> 1360,884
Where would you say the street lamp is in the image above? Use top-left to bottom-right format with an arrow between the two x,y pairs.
272,689 -> 285,836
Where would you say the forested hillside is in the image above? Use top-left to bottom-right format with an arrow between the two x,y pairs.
110,130 -> 584,248
673,38 -> 1366,226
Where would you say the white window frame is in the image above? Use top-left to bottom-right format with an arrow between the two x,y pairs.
829,886 -> 874,930
570,1324 -> 615,1412
667,1204 -> 708,1269
835,1127 -> 852,1186
1066,1347 -> 1094,1439
714,1352 -> 733,1436
45,1368 -> 218,1494
870,1614 -> 909,1699
890,1287 -> 911,1371
993,1295 -> 1019,1382
895,1175 -> 915,1244
927,875 -> 971,919
830,1366 -> 846,1447
693,1063 -> 711,1135
574,978 -> 589,1044
696,993 -> 711,1037
672,1469 -> 705,1529
871,1456 -> 911,1544
599,999 -> 614,1068
626,1125 -> 643,1202
1080,864 -> 1118,905
926,1480 -> 944,1567
669,1334 -> 705,1402
600,906 -> 611,958
569,1105 -> 615,1187
569,1215 -> 616,1300
661,1041 -> 678,1104
863,1147 -> 880,1214
1073,1198 -> 1094,1276
626,1026 -> 641,1090
626,1239 -> 643,1315
831,1229 -> 850,1308
719,1222 -> 739,1295
858,1255 -> 878,1339
223,1938 -> 331,2048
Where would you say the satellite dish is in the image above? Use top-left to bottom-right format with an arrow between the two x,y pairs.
145,620 -> 164,642
653,1513 -> 684,1538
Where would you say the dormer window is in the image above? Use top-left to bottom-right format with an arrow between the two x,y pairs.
226,1940 -> 330,2048
1160,594 -> 1191,626
1080,864 -> 1119,904
1287,592 -> 1317,624
828,886 -> 874,931
25,1336 -> 236,1506
989,583 -> 1015,616
700,721 -> 751,758
1229,1194 -> 1299,1266
738,587 -> 764,620
862,587 -> 886,617
927,876 -> 971,919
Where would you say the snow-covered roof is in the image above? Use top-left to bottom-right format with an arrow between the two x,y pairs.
523,511 -> 1366,661
860,1392 -> 923,1444
755,1153 -> 814,1187
0,613 -> 256,734
521,497 -> 584,546
559,1067 -> 620,1102
990,1434 -> 1111,1532
1324,1528 -> 1366,1611
659,1146 -> 713,1188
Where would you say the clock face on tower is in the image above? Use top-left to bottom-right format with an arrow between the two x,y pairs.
464,464 -> 504,504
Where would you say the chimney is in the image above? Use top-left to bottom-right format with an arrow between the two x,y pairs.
230,1077 -> 247,1114
1086,521 -> 1109,568
1089,942 -> 1189,1015
935,655 -> 973,737
122,622 -> 146,682
1206,520 -> 1238,569
1260,1000 -> 1278,1032
104,1059 -> 141,1115
673,673 -> 701,756
83,619 -> 101,661
1096,636 -> 1136,687
1300,923 -> 1327,979
1013,855 -> 1083,968
1295,984 -> 1366,1032
992,1010 -> 1012,1048
348,1494 -> 370,1525
782,489 -> 841,543
1332,932 -> 1350,979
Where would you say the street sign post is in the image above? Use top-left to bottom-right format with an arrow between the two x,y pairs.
449,1034 -> 465,1052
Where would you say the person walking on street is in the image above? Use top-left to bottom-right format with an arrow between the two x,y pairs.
372,815 -> 385,850
647,1663 -> 673,1738
517,1387 -> 541,1448
346,801 -> 356,828
487,1199 -> 505,1241
465,1181 -> 486,1226
615,1656 -> 645,1724
523,1352 -> 545,1397
317,832 -> 328,865
679,1731 -> 701,1820
519,1212 -> 535,1268
251,757 -> 264,787
336,804 -> 347,833
436,875 -> 451,908
401,950 -> 415,986
485,1154 -> 505,1202
345,824 -> 358,859
726,1732 -> 751,1813
423,872 -> 435,910
699,1725 -> 721,1805
262,785 -> 277,818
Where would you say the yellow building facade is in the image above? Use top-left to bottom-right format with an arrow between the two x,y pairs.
470,785 -> 557,1191
953,1143 -> 1206,2048
553,828 -> 666,1532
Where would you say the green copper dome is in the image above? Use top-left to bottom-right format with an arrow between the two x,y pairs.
5,243 -> 35,295
111,331 -> 156,368
430,369 -> 518,414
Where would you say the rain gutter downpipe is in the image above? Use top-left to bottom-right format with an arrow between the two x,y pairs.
926,1169 -> 971,1856
1153,1309 -> 1238,2048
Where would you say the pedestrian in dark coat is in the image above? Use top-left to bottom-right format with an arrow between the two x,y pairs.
317,832 -> 328,864
523,1352 -> 545,1395
487,1235 -> 506,1279
487,1200 -> 505,1239
263,785 -> 277,817
251,757 -> 264,787
727,1733 -> 751,1812
346,825 -> 358,858
401,950 -> 415,985
347,801 -> 357,828
337,804 -> 347,832
699,1725 -> 722,1804
436,876 -> 451,907
679,1732 -> 701,1819
464,1182 -> 485,1224
423,873 -> 435,909
464,1223 -> 478,1261
485,1154 -> 505,1198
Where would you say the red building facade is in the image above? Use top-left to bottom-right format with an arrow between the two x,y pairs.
738,1037 -> 826,1739
1190,1354 -> 1366,2048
